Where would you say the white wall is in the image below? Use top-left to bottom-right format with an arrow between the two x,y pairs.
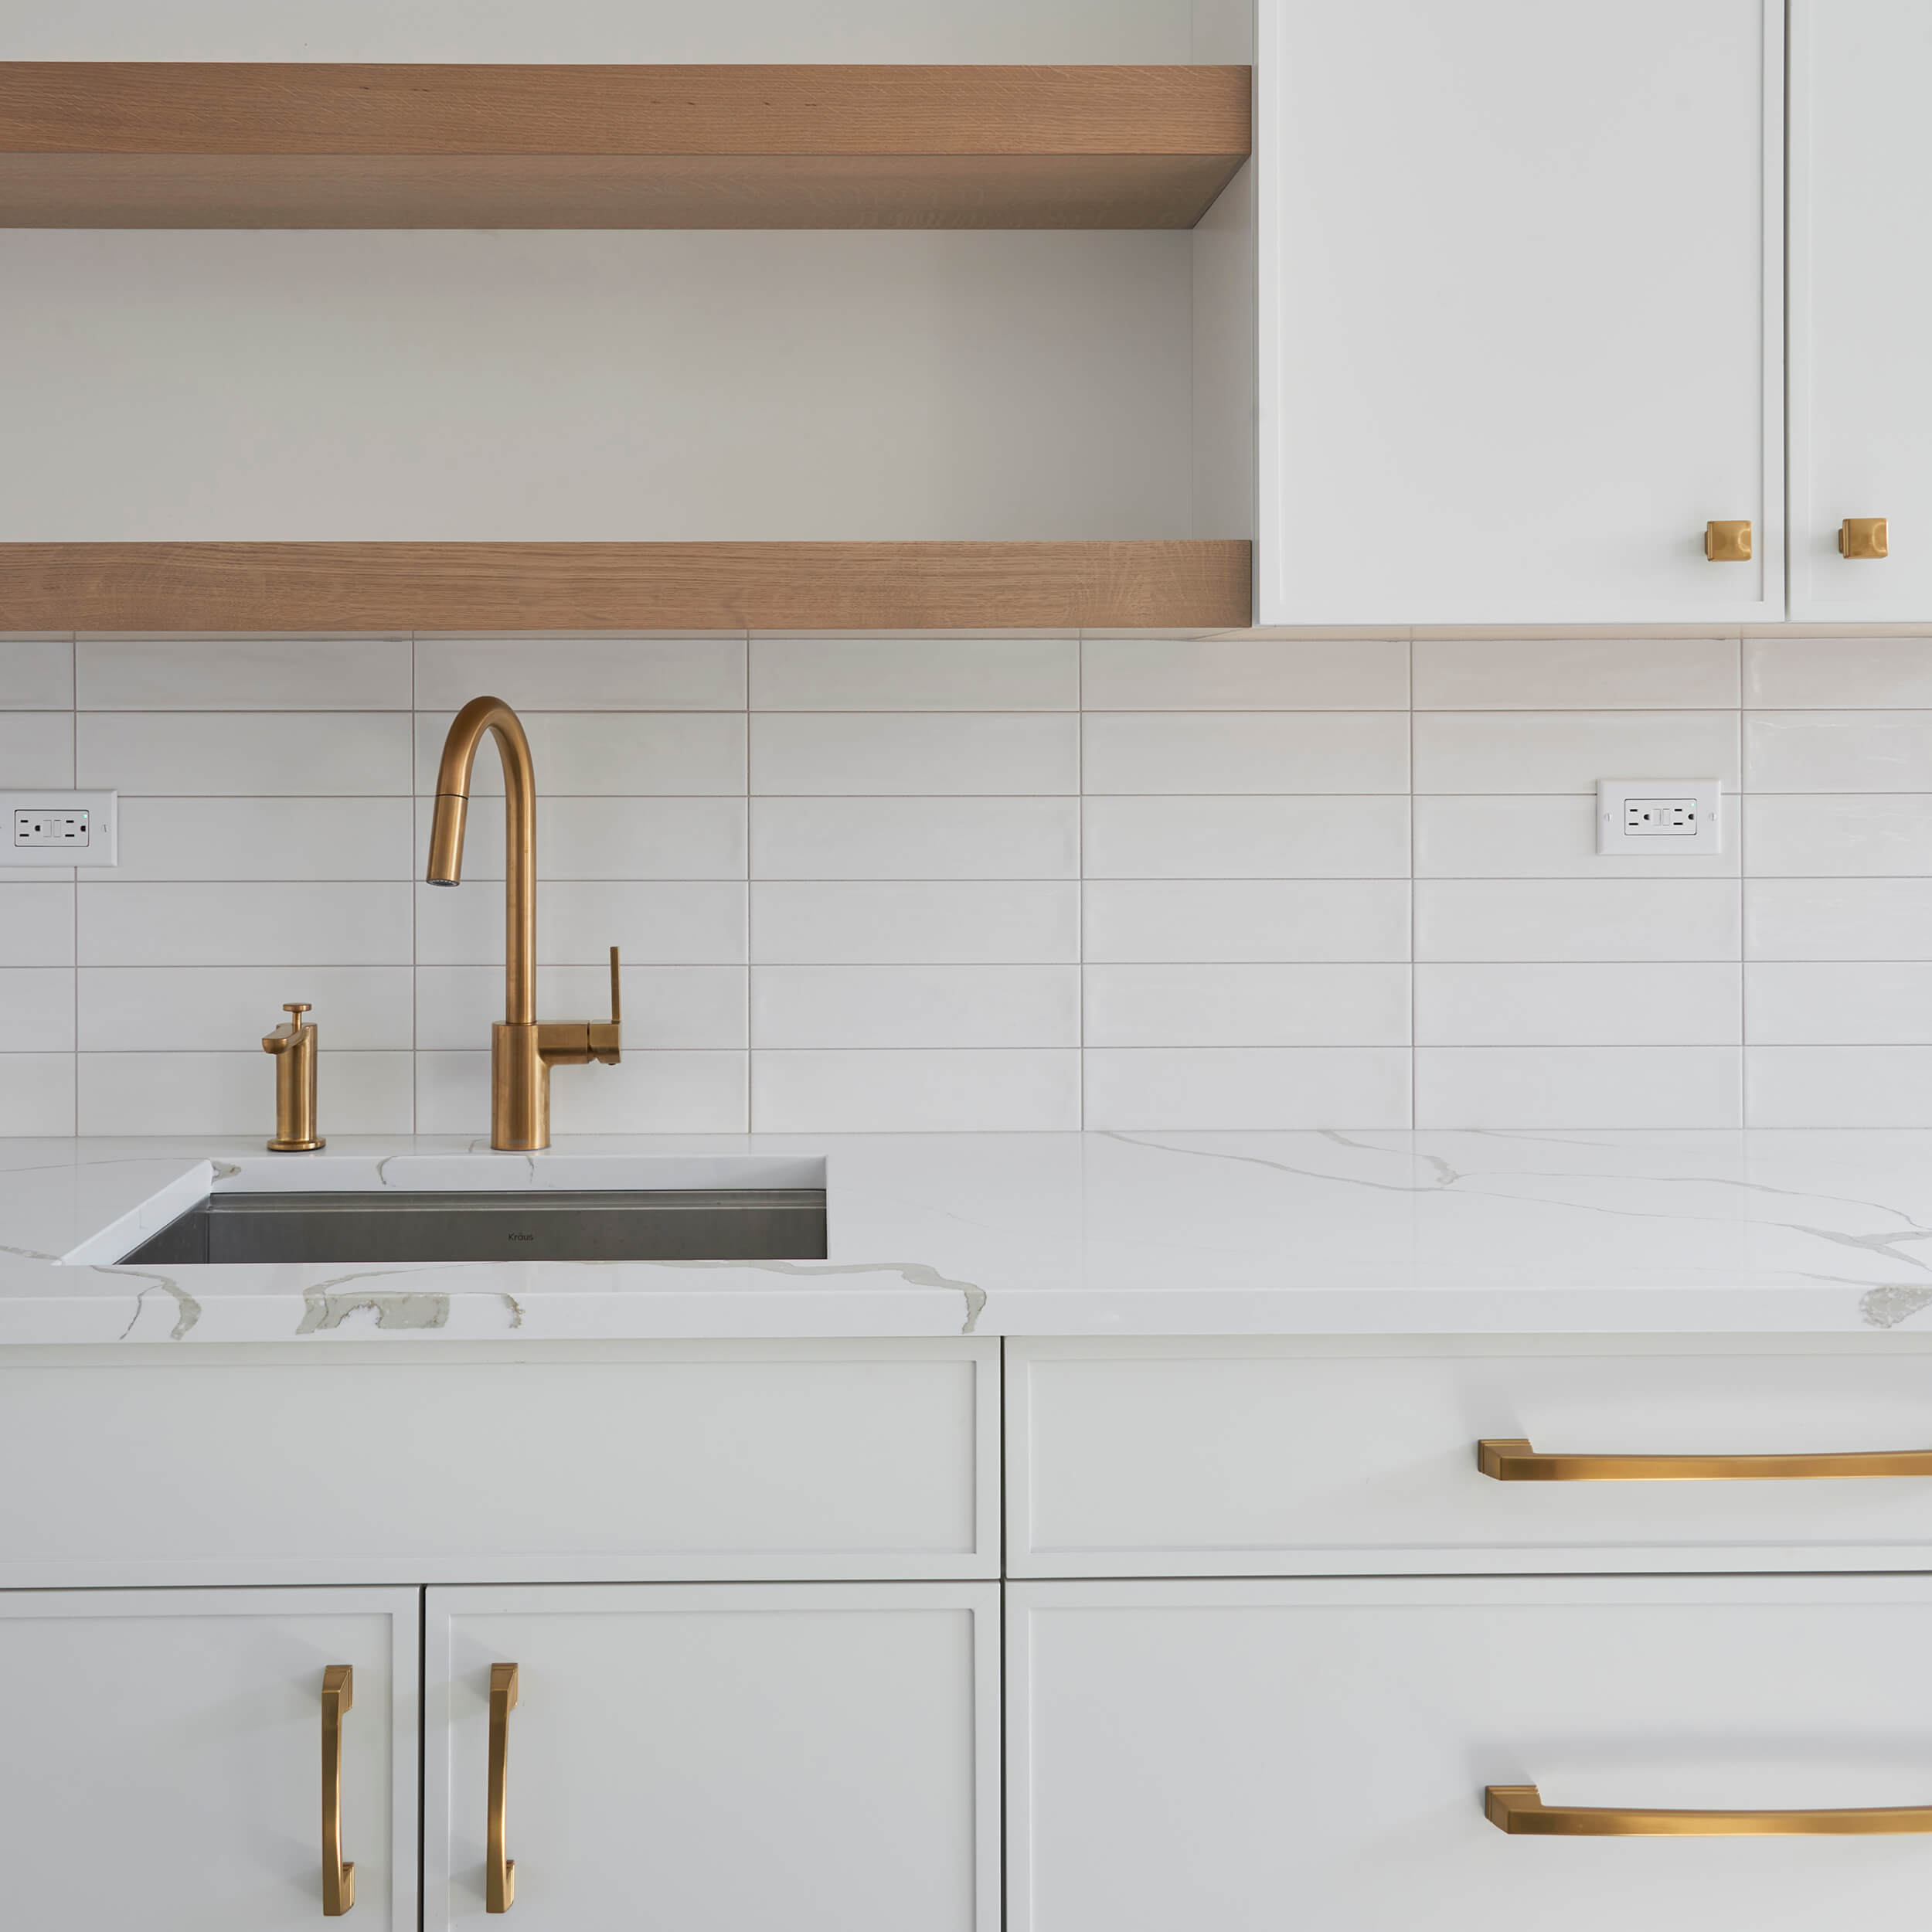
7,627 -> 1931,1137
0,0 -> 1193,63
0,231 -> 1196,541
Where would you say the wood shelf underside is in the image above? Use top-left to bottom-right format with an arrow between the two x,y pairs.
0,542 -> 1253,631
0,64 -> 1251,228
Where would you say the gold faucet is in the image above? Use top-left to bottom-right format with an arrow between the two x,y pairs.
425,696 -> 622,1150
261,1002 -> 325,1151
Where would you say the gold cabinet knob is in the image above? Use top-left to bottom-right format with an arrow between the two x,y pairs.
1840,516 -> 1889,559
1704,519 -> 1753,562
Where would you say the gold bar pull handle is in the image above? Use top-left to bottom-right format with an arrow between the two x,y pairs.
487,1662 -> 519,1913
1487,1783 -> 1932,1836
321,1665 -> 355,1917
1477,1437 -> 1932,1481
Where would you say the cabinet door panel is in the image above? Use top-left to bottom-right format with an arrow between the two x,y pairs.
1012,1577 -> 1932,1932
1790,0 -> 1932,617
1258,0 -> 1781,624
0,1587 -> 417,1930
427,1583 -> 998,1932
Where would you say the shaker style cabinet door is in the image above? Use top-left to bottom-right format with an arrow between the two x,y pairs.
425,1583 -> 1000,1931
0,1587 -> 418,1930
1257,0 -> 1783,624
1011,1577 -> 1932,1932
1789,0 -> 1932,617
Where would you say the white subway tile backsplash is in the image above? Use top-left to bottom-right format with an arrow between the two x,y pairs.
1416,1046 -> 1743,1128
412,794 -> 747,881
751,637 -> 1076,711
1084,964 -> 1410,1046
0,968 -> 76,1052
1415,963 -> 1741,1046
413,964 -> 746,1051
1746,879 -> 1932,961
751,882 -> 1077,964
78,1050 -> 415,1136
1080,637 -> 1409,710
751,713 -> 1077,795
1743,795 -> 1932,877
753,964 -> 1078,1048
752,1049 -> 1080,1132
1745,1046 -> 1932,1128
414,1050 -> 743,1136
1085,880 -> 1410,963
0,885 -> 75,965
415,879 -> 747,966
413,711 -> 747,796
1746,962 -> 1932,1045
12,625 -> 1932,1134
1413,638 -> 1740,710
1083,1047 -> 1412,1130
78,636 -> 410,711
1083,795 -> 1410,879
79,966 -> 414,1052
414,634 -> 745,712
1745,636 -> 1932,709
0,639 -> 73,709
1745,711 -> 1932,792
1082,712 -> 1408,794
1417,879 -> 1740,962
1414,711 -> 1740,794
1413,795 -> 1738,879
114,798 -> 413,882
81,713 -> 411,795
80,882 -> 413,967
0,711 -> 76,786
751,798 -> 1078,880
0,1056 -> 74,1134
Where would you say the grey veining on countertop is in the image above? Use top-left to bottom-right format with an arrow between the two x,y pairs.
8,1130 -> 1932,1344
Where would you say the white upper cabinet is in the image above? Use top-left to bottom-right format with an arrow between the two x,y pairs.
1257,0 -> 1783,625
1789,0 -> 1932,619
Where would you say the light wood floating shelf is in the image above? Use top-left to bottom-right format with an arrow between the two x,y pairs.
0,63 -> 1251,229
0,541 -> 1253,631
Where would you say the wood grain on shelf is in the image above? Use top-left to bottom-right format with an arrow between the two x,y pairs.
0,64 -> 1251,228
0,542 -> 1253,631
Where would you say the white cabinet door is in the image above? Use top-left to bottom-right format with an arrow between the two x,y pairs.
427,1583 -> 999,1931
1012,1577 -> 1932,1932
1257,0 -> 1782,624
1790,0 -> 1932,617
0,1587 -> 417,1930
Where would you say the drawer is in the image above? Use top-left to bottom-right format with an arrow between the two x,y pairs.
0,1338 -> 997,1586
1010,1576 -> 1932,1932
1009,1338 -> 1932,1575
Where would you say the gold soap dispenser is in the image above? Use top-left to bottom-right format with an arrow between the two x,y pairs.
261,1001 -> 325,1151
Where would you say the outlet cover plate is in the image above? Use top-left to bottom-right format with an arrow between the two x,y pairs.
2,791 -> 117,867
1596,778 -> 1721,856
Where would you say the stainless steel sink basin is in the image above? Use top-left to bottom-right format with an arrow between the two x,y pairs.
117,1188 -> 828,1266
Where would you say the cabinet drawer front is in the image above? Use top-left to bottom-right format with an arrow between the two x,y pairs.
1010,1342 -> 1932,1575
1011,1577 -> 1932,1932
0,1340 -> 996,1585
0,1587 -> 417,1932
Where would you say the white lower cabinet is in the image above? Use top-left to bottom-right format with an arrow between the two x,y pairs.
0,1587 -> 418,1929
1010,1577 -> 1932,1932
425,1582 -> 1001,1930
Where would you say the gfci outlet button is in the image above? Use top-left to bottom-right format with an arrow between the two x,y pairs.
1597,778 -> 1722,856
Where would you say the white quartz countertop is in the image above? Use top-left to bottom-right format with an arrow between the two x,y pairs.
8,1130 -> 1932,1345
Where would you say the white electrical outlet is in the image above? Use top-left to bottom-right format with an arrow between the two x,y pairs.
1597,778 -> 1721,856
2,791 -> 117,867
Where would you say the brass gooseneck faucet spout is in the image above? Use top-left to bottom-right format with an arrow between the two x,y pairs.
427,695 -> 621,1150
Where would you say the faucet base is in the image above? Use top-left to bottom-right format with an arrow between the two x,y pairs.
267,1137 -> 327,1152
491,1022 -> 550,1151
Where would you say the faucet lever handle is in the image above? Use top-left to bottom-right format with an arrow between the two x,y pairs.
608,947 -> 621,1029
584,946 -> 621,1065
